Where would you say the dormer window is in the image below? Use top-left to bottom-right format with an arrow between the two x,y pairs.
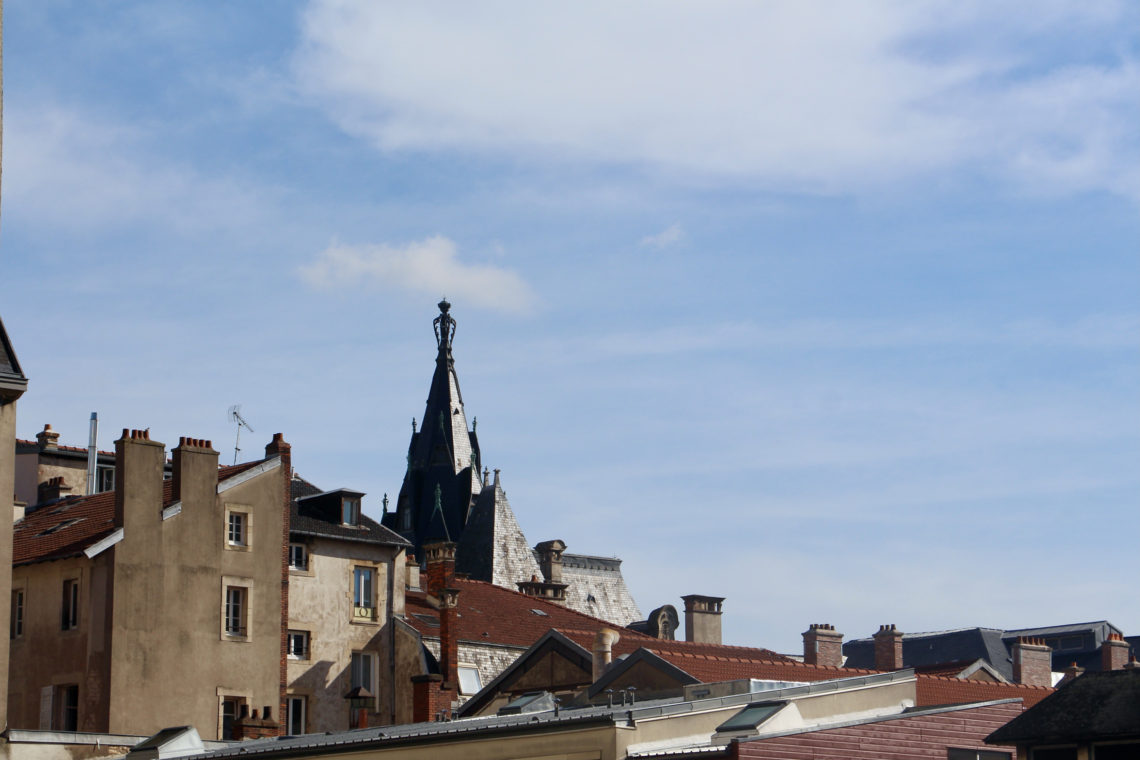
341,497 -> 360,526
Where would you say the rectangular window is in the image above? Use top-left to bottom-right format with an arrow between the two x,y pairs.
286,696 -> 306,736
350,651 -> 374,706
287,630 -> 310,659
288,543 -> 308,571
96,466 -> 114,494
61,579 -> 79,631
341,497 -> 360,526
11,589 -> 24,638
220,697 -> 244,740
224,587 -> 246,636
353,567 -> 374,618
457,665 -> 483,696
227,512 -> 246,546
54,684 -> 78,731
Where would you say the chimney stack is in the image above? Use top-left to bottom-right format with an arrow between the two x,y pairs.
171,437 -> 218,505
682,595 -> 724,645
1101,633 -> 1129,672
873,624 -> 904,671
37,476 -> 73,504
36,423 -> 60,451
592,628 -> 620,682
1012,636 -> 1053,687
423,541 -> 457,599
439,587 -> 460,688
536,539 -> 566,584
803,623 -> 843,668
114,429 -> 165,530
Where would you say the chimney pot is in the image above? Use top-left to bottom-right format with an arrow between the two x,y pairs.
1013,636 -> 1053,686
803,622 -> 843,668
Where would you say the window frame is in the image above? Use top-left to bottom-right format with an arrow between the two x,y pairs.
287,630 -> 310,660
350,651 -> 376,709
61,578 -> 79,631
224,505 -> 252,552
353,566 -> 376,620
288,543 -> 308,571
457,664 -> 483,696
286,695 -> 307,736
341,497 -> 360,526
220,577 -> 252,641
11,588 -> 25,638
54,684 -> 79,731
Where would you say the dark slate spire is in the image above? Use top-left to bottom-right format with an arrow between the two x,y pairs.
389,301 -> 482,559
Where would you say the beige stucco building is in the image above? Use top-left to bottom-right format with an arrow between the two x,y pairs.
8,431 -> 290,740
284,481 -> 415,733
2,315 -> 30,732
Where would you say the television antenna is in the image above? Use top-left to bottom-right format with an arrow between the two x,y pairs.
228,405 -> 254,465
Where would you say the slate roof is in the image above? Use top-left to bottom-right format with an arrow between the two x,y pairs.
0,315 -> 28,403
290,477 -> 409,547
559,553 -> 643,626
455,476 -> 540,586
987,669 -> 1140,745
13,460 -> 267,566
844,627 -> 1014,679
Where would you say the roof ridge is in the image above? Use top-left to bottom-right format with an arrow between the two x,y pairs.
916,673 -> 1052,690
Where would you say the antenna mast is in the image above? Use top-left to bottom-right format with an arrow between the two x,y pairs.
228,405 -> 255,465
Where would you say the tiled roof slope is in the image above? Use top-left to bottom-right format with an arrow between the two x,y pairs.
14,460 -> 266,565
455,477 -> 540,586
290,477 -> 409,547
917,673 -> 1052,709
844,627 -> 1014,680
987,669 -> 1140,744
405,577 -> 795,667
15,439 -> 116,457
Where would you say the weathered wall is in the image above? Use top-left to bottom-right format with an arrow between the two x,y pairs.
287,537 -> 401,731
107,437 -> 284,739
8,555 -> 105,731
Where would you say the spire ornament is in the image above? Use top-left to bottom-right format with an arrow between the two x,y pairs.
433,298 -> 457,351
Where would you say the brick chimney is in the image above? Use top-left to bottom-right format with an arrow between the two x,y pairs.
1057,661 -> 1085,686
37,476 -> 73,503
36,423 -> 60,451
171,437 -> 218,504
439,587 -> 460,689
803,623 -> 843,668
423,541 -> 456,598
873,624 -> 904,670
1101,632 -> 1129,671
682,595 -> 724,645
114,429 -> 165,530
232,706 -> 278,740
1012,637 -> 1052,687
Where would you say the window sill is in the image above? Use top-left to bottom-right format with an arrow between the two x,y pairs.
225,543 -> 252,553
222,632 -> 251,643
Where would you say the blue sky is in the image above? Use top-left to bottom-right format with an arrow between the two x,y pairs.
3,1 -> 1138,653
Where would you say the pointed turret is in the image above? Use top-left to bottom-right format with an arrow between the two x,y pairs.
389,300 -> 483,559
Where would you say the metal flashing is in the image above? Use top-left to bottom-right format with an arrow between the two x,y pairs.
217,457 -> 280,493
84,528 -> 125,558
163,502 -> 182,521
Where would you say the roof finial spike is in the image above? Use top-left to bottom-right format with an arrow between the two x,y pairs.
411,417 -> 417,433
382,493 -> 389,515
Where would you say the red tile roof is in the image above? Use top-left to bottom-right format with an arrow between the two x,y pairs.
15,439 -> 116,457
406,577 -> 800,668
13,459 -> 267,566
916,673 -> 1052,708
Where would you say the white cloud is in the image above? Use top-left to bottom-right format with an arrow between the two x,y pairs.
299,235 -> 537,314
4,103 -> 277,236
294,1 -> 1139,200
639,223 -> 684,249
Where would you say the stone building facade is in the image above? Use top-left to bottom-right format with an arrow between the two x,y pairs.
8,431 -> 290,740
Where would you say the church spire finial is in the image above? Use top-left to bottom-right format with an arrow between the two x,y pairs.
434,297 -> 456,351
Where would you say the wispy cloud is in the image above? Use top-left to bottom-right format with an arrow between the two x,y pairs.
294,1 -> 1139,200
639,223 -> 684,249
299,235 -> 537,314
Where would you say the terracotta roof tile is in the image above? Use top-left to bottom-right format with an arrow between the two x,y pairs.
13,459 -> 268,565
16,439 -> 116,457
916,673 -> 1052,708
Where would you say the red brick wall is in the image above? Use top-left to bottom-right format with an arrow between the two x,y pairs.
412,675 -> 456,722
733,701 -> 1022,760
